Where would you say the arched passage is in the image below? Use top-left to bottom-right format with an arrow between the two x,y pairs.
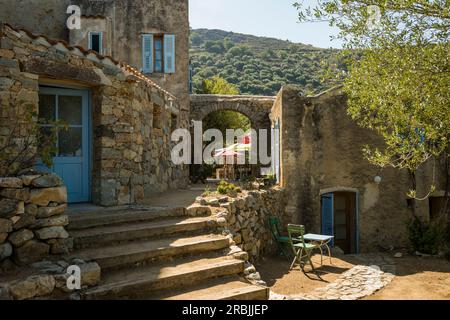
190,94 -> 276,180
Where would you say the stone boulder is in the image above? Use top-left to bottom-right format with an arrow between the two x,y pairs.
35,226 -> 69,240
79,262 -> 101,287
0,198 -> 19,218
9,275 -> 55,300
29,187 -> 67,206
0,177 -> 23,188
13,240 -> 49,265
8,229 -> 34,247
0,218 -> 12,233
31,173 -> 63,188
31,215 -> 69,229
0,188 -> 30,201
13,214 -> 36,230
36,204 -> 67,218
47,238 -> 73,255
0,242 -> 12,261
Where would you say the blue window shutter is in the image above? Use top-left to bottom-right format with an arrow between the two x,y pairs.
142,34 -> 153,73
164,34 -> 176,74
321,193 -> 334,246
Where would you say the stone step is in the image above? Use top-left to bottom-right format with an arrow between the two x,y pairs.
68,207 -> 188,230
71,216 -> 217,249
82,256 -> 245,299
70,234 -> 230,270
149,276 -> 269,300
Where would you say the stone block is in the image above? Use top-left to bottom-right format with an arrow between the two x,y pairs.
36,203 -> 67,218
9,275 -> 55,300
35,226 -> 69,240
31,173 -> 63,188
47,237 -> 73,254
0,177 -> 22,188
0,198 -> 19,218
8,229 -> 34,247
13,214 -> 36,230
79,262 -> 101,287
13,240 -> 49,265
0,242 -> 12,261
31,215 -> 69,229
0,218 -> 12,233
29,186 -> 67,206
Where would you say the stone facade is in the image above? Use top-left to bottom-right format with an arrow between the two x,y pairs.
0,23 -> 188,206
270,85 -> 446,252
0,172 -> 71,266
0,0 -> 191,114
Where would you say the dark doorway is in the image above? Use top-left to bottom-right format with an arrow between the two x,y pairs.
321,191 -> 357,254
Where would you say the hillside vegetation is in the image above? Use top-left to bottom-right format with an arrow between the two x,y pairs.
190,29 -> 342,96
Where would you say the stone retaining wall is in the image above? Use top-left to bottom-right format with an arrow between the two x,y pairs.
192,187 -> 286,263
0,171 -> 71,266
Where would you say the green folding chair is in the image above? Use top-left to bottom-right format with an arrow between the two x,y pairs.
287,224 -> 320,273
268,216 -> 292,259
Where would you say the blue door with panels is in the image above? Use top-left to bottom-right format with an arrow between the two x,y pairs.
321,193 -> 334,246
37,87 -> 91,203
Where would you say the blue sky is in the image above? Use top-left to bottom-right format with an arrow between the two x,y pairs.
189,0 -> 343,49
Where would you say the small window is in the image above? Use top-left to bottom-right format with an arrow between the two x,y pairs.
88,32 -> 103,54
153,104 -> 163,130
142,34 -> 175,74
154,35 -> 164,73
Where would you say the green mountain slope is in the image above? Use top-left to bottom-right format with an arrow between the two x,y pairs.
190,28 -> 341,96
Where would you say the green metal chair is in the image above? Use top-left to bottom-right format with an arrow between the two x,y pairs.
287,224 -> 320,272
268,216 -> 292,259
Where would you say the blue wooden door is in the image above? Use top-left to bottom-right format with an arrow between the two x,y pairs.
321,193 -> 334,246
37,87 -> 91,203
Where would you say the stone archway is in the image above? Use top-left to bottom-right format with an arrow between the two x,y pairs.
190,94 -> 276,179
190,94 -> 275,132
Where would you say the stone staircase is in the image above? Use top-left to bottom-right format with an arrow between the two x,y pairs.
66,206 -> 269,300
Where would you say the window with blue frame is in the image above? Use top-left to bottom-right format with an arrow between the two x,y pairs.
142,34 -> 176,74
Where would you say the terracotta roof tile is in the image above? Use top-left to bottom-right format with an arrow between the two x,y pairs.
2,23 -> 177,100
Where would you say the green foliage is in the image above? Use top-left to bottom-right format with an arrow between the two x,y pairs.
203,110 -> 251,137
0,102 -> 67,176
217,180 -> 239,195
190,29 -> 341,96
407,217 -> 446,255
198,76 -> 240,95
294,1 -> 450,196
202,185 -> 212,197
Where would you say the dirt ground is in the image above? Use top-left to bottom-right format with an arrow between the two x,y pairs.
257,253 -> 450,300
365,255 -> 450,300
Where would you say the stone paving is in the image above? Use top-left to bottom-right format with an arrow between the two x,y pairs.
270,254 -> 396,300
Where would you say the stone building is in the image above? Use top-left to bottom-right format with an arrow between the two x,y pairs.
0,21 -> 188,206
270,85 -> 447,253
0,0 -> 191,112
0,0 -> 446,255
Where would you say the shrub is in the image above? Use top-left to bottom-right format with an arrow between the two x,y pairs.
407,216 -> 446,255
217,180 -> 238,195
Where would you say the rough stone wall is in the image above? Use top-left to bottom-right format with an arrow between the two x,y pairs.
0,23 -> 188,206
0,173 -> 70,266
271,85 -> 442,252
0,0 -> 71,40
192,187 -> 287,263
0,0 -> 191,125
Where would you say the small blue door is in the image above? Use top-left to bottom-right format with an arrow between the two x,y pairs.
321,193 -> 334,246
37,87 -> 91,203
